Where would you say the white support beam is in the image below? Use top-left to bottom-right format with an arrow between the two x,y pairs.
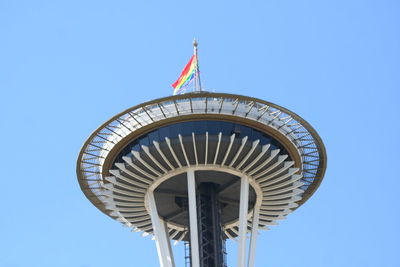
248,203 -> 261,267
238,175 -> 250,267
187,169 -> 200,267
147,191 -> 175,267
164,220 -> 175,267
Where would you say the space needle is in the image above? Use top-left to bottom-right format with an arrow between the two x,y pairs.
76,41 -> 327,267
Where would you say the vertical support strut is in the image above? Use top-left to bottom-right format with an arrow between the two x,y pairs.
248,202 -> 261,267
187,169 -> 200,267
164,220 -> 176,267
147,191 -> 175,267
237,176 -> 250,267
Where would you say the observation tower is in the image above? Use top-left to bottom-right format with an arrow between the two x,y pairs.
77,43 -> 327,267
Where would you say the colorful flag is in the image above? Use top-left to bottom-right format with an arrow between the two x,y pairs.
172,55 -> 198,95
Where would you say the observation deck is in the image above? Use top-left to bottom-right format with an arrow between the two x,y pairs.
77,91 -> 327,267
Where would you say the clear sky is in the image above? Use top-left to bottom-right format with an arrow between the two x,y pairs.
1,1 -> 399,267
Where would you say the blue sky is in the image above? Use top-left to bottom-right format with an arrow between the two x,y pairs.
0,1 -> 399,266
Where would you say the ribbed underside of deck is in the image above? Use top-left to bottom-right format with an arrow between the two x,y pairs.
103,132 -> 303,241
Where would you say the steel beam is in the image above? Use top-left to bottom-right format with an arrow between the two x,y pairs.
237,176 -> 250,267
248,203 -> 260,267
187,169 -> 200,267
147,191 -> 175,267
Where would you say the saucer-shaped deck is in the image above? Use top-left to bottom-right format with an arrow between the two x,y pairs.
77,92 -> 327,241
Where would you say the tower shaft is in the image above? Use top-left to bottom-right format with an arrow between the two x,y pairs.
196,183 -> 226,267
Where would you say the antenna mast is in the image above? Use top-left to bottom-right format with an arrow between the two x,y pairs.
193,39 -> 202,92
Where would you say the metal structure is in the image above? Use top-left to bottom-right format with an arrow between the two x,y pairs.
77,91 -> 327,267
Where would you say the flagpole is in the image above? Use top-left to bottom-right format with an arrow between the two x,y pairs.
193,39 -> 202,92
